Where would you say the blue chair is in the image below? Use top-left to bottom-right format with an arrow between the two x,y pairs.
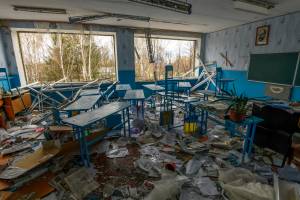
0,68 -> 11,91
215,67 -> 235,95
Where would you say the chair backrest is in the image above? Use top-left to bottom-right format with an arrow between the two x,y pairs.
165,65 -> 173,80
0,68 -> 11,91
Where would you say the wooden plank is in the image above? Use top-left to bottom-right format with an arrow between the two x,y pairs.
49,126 -> 73,132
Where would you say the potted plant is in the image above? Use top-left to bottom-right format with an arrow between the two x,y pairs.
214,87 -> 252,122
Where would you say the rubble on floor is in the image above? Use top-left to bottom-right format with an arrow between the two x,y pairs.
0,108 -> 299,200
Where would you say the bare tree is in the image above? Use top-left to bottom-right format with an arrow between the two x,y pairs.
88,34 -> 92,80
80,35 -> 88,81
58,33 -> 67,80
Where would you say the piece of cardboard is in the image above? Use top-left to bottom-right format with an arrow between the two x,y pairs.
14,145 -> 60,170
0,179 -> 11,190
49,126 -> 73,133
0,155 -> 10,166
7,172 -> 55,200
0,191 -> 12,200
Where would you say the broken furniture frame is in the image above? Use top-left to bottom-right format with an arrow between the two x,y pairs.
190,59 -> 219,93
190,101 -> 263,163
55,82 -> 118,123
62,101 -> 131,167
225,116 -> 263,162
27,79 -> 68,112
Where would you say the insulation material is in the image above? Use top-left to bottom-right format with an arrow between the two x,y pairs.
223,182 -> 274,200
279,180 -> 300,200
219,168 -> 273,200
145,175 -> 188,200
219,167 -> 263,184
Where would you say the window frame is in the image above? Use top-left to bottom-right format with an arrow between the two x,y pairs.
134,33 -> 201,82
11,28 -> 117,85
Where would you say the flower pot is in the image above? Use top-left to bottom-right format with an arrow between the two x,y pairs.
229,109 -> 246,122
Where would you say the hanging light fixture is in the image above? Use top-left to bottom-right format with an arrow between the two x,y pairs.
13,5 -> 67,14
233,0 -> 276,15
128,0 -> 192,15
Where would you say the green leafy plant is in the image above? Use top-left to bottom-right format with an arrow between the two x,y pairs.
214,86 -> 252,116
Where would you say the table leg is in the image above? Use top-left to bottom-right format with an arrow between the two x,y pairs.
204,94 -> 208,101
122,109 -> 126,136
141,100 -> 144,119
126,107 -> 131,137
199,110 -> 205,135
246,122 -> 257,159
78,128 -> 85,166
204,110 -> 208,133
136,100 -> 139,118
78,128 -> 90,167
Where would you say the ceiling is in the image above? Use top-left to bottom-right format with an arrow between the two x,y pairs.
0,0 -> 299,33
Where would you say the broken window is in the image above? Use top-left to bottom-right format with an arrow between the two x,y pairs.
134,37 -> 196,81
18,32 -> 116,83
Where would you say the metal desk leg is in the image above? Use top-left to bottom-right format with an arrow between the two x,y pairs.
78,128 -> 86,166
141,100 -> 144,119
136,100 -> 139,117
122,109 -> 126,136
204,94 -> 208,101
200,110 -> 204,135
78,128 -> 90,167
83,130 -> 90,167
126,107 -> 131,137
204,111 -> 208,133
244,121 -> 257,159
199,110 -> 208,135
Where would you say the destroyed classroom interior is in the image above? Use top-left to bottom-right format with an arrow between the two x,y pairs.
0,0 -> 300,199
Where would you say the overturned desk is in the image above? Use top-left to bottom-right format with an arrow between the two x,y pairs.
62,101 -> 131,167
63,95 -> 102,117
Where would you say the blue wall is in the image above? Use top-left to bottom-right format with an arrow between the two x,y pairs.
205,11 -> 300,101
220,70 -> 300,101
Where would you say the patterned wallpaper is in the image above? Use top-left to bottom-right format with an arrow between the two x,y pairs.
205,11 -> 300,70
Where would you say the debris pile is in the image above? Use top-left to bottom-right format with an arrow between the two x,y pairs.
0,84 -> 299,200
